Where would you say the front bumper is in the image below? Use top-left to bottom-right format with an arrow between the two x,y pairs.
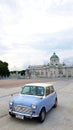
9,109 -> 39,118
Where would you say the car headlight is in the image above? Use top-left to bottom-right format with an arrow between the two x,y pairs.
32,104 -> 37,109
9,101 -> 13,105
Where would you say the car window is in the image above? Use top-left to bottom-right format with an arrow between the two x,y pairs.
46,86 -> 50,96
21,86 -> 44,96
37,87 -> 44,96
50,86 -> 54,93
21,86 -> 30,94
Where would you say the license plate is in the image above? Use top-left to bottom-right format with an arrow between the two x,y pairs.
16,114 -> 24,119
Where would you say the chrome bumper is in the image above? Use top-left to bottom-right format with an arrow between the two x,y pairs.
9,109 -> 39,118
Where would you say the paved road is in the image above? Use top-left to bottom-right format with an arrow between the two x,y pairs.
0,79 -> 73,130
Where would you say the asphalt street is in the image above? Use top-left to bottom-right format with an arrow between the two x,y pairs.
0,79 -> 73,130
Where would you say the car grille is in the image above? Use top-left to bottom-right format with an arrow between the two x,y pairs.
13,105 -> 32,115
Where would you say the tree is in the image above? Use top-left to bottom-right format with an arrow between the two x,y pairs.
20,70 -> 26,76
0,60 -> 10,78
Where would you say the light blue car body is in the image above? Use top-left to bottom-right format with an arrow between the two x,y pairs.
9,83 -> 57,119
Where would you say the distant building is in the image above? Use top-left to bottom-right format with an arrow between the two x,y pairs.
26,52 -> 73,78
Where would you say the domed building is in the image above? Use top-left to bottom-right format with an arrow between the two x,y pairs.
26,52 -> 73,78
50,52 -> 59,65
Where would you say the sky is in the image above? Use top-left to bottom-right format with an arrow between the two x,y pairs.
0,0 -> 73,71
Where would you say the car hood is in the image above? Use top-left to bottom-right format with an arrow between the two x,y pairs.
12,94 -> 41,107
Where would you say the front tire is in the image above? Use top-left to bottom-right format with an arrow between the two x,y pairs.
9,112 -> 15,117
38,108 -> 46,123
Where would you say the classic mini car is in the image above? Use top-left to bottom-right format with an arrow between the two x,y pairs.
9,83 -> 57,122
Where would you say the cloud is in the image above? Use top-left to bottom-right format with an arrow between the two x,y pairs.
0,27 -> 73,70
29,28 -> 73,51
1,0 -> 73,42
48,0 -> 73,15
0,40 -> 9,55
0,0 -> 73,70
0,43 -> 48,70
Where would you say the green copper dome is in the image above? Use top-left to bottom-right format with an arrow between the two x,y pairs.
50,52 -> 59,59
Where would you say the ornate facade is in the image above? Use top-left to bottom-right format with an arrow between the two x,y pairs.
26,52 -> 73,78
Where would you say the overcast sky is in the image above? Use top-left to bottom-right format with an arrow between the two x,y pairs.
0,0 -> 73,70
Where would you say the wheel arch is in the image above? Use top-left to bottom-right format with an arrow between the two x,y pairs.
39,106 -> 46,115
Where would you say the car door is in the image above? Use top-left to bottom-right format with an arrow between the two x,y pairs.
44,86 -> 52,112
49,86 -> 55,107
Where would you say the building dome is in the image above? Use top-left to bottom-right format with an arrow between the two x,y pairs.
50,52 -> 59,59
50,52 -> 59,65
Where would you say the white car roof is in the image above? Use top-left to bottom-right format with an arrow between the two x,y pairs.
24,83 -> 53,88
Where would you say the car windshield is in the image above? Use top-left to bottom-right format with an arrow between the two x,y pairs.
21,86 -> 44,96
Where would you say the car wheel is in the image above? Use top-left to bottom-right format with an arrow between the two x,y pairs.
54,98 -> 58,108
9,112 -> 15,117
38,108 -> 46,123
